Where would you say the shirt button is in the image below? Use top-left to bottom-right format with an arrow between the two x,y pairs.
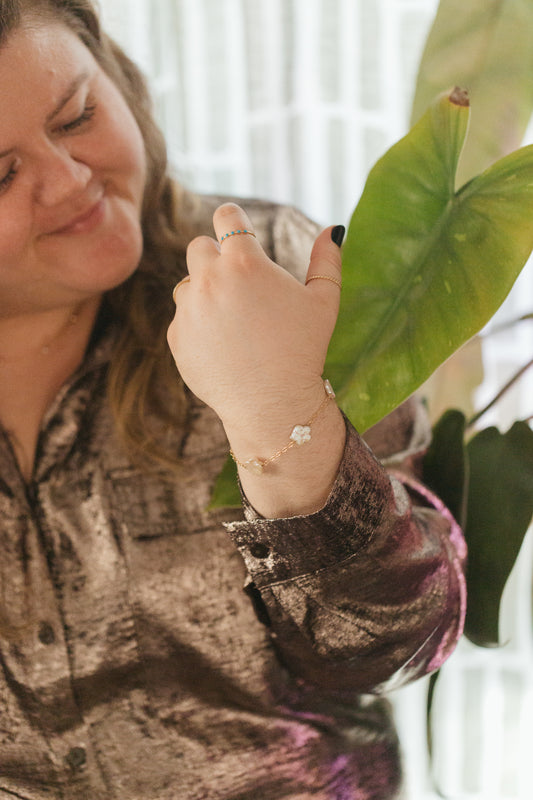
249,542 -> 270,559
38,622 -> 56,645
65,746 -> 87,772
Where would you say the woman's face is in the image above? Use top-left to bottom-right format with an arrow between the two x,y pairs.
0,20 -> 147,316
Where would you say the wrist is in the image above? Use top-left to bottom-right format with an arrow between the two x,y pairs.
231,397 -> 346,518
225,379 -> 337,475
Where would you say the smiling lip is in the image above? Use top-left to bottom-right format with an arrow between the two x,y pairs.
50,198 -> 105,235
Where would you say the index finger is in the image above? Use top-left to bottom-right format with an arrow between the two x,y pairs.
213,203 -> 260,252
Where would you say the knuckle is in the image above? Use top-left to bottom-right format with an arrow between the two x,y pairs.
225,251 -> 263,275
186,235 -> 215,261
187,234 -> 212,251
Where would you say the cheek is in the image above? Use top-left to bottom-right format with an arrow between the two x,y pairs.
104,104 -> 147,199
122,120 -> 146,189
0,199 -> 32,271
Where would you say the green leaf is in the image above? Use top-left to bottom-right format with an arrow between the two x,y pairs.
207,455 -> 241,509
463,422 -> 533,646
326,89 -> 533,433
426,670 -> 440,759
423,409 -> 467,526
411,0 -> 533,187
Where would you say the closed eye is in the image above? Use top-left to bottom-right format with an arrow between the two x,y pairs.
0,162 -> 19,194
57,103 -> 97,134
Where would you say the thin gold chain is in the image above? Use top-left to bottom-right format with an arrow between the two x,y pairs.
230,380 -> 335,474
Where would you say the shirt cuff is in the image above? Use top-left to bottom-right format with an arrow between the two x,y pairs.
223,415 -> 397,588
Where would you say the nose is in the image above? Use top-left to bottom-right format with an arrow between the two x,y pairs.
34,143 -> 92,207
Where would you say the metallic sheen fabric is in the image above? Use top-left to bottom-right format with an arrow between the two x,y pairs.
0,198 -> 466,799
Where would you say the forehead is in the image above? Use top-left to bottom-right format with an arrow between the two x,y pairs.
0,21 -> 97,112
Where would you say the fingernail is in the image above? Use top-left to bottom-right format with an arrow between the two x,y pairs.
331,225 -> 345,248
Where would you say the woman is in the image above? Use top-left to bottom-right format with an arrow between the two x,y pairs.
0,1 -> 466,798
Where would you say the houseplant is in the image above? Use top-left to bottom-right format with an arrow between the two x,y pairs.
212,0 -> 533,652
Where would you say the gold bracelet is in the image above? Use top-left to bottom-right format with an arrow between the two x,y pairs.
230,379 -> 336,475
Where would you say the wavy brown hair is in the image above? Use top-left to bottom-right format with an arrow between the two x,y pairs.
0,0 -> 195,468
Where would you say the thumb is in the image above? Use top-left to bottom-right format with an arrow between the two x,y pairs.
305,224 -> 345,294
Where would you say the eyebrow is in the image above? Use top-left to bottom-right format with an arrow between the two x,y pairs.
0,71 -> 90,160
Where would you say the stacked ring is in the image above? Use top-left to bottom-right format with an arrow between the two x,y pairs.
305,274 -> 342,290
220,229 -> 256,244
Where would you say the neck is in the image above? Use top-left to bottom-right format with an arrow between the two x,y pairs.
0,297 -> 101,364
0,296 -> 102,481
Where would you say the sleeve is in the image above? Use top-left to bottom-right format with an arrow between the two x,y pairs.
223,413 -> 466,695
190,194 -> 465,693
212,200 -> 466,695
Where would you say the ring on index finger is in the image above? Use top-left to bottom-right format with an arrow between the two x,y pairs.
219,229 -> 256,245
172,276 -> 191,303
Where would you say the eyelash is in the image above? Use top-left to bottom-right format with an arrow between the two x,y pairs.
57,103 -> 97,134
0,163 -> 19,194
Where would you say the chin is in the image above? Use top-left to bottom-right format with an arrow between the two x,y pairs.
75,221 -> 144,293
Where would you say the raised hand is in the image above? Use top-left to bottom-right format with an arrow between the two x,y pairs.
167,202 -> 346,517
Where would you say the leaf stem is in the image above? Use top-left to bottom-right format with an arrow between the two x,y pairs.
483,312 -> 533,337
467,357 -> 533,429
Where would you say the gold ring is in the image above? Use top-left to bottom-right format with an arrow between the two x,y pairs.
305,274 -> 342,289
220,229 -> 256,244
172,276 -> 191,303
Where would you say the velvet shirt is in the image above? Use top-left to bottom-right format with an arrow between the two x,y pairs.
0,199 -> 466,799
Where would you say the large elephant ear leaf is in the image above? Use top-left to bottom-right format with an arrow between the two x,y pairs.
326,89 -> 533,434
411,0 -> 533,187
463,422 -> 533,646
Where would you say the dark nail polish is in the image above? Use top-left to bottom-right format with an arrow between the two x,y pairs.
331,225 -> 345,247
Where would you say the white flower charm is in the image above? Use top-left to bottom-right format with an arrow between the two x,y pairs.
230,379 -> 335,474
290,425 -> 311,446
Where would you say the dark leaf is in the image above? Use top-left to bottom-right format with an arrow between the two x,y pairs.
464,421 -> 533,646
426,670 -> 441,758
423,409 -> 467,526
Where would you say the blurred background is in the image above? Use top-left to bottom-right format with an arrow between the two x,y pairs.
98,1 -> 533,798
